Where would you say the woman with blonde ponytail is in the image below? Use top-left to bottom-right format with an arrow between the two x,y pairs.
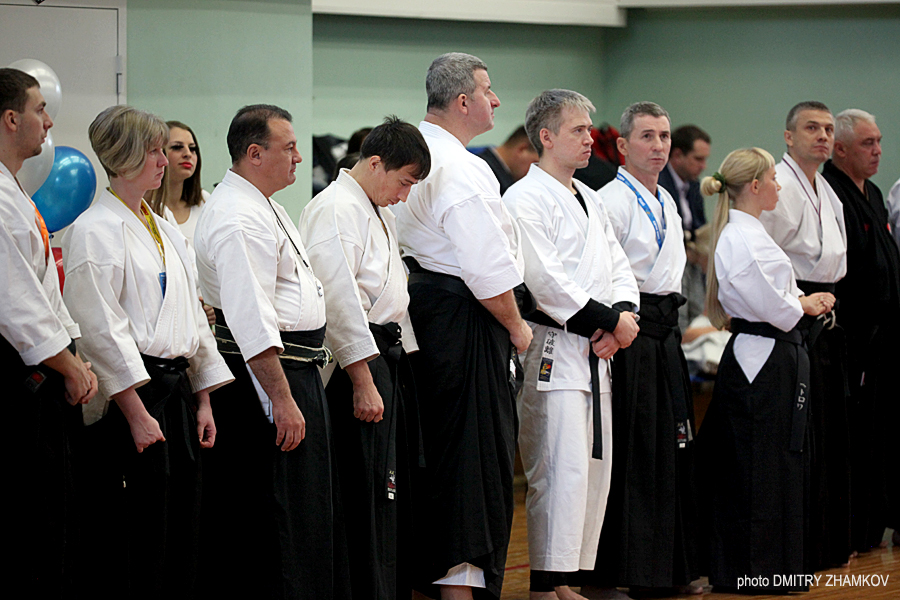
696,148 -> 835,593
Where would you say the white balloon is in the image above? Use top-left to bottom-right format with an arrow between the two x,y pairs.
19,131 -> 55,195
8,58 -> 62,120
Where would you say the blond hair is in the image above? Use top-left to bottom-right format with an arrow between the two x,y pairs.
700,147 -> 775,329
89,105 -> 168,179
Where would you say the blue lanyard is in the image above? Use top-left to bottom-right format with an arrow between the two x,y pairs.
617,172 -> 666,249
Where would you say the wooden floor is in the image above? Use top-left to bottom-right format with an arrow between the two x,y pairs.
500,480 -> 899,600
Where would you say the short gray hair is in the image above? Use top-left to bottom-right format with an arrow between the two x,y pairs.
834,108 -> 876,144
89,105 -> 168,179
426,52 -> 488,111
525,89 -> 595,157
619,101 -> 669,139
786,100 -> 830,131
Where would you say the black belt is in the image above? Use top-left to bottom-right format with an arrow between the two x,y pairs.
637,293 -> 692,448
138,352 -> 196,467
369,322 -> 426,496
213,308 -> 332,367
730,317 -> 809,452
527,309 -> 604,460
796,279 -> 839,346
404,256 -> 534,315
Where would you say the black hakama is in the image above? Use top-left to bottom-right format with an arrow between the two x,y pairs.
326,321 -> 422,600
77,353 -> 202,600
797,280 -> 852,571
406,269 -> 518,600
3,336 -> 81,597
197,318 -> 350,600
823,160 -> 900,550
590,292 -> 698,589
697,320 -> 810,593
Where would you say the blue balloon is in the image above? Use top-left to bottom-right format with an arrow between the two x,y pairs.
33,146 -> 97,232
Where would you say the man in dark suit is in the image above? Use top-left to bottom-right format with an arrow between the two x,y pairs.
658,125 -> 710,331
474,125 -> 538,195
658,125 -> 710,236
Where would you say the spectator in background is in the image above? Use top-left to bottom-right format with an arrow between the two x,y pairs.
659,125 -> 712,332
475,125 -> 539,194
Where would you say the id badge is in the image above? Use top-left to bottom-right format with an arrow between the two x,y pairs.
159,272 -> 167,295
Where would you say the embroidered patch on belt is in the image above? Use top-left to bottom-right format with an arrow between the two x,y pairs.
539,358 -> 553,382
387,470 -> 397,500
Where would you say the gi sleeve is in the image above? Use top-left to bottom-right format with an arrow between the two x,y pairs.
63,242 -> 149,399
727,258 -> 804,332
441,194 -> 523,299
207,227 -> 284,361
0,219 -> 72,366
303,209 -> 379,368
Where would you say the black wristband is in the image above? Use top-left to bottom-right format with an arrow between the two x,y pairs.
566,298 -> 620,338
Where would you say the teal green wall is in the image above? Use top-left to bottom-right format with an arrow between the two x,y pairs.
128,0 -> 313,219
602,5 -> 900,199
312,15 -> 606,148
125,4 -> 900,215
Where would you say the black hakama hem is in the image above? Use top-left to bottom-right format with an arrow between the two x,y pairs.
590,294 -> 698,589
77,354 -> 202,600
197,327 -> 351,600
407,279 -> 517,600
325,322 -> 421,600
697,334 -> 810,592
3,337 -> 82,598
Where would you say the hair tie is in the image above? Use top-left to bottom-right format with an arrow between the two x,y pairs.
712,171 -> 728,192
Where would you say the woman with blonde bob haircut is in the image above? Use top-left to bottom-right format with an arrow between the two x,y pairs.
696,147 -> 834,594
62,105 -> 232,598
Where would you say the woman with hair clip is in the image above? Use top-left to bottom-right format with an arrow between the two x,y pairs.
62,105 -> 233,599
147,120 -> 215,325
696,148 -> 834,594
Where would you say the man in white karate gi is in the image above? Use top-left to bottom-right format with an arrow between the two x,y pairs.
586,102 -> 700,597
503,89 -> 639,600
393,52 -> 532,600
0,67 -> 97,595
299,116 -> 430,600
758,101 -> 851,570
194,104 -> 348,600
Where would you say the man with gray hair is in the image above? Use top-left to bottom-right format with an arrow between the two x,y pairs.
504,89 -> 639,600
758,100 -> 850,571
586,101 -> 700,597
394,53 -> 532,600
823,108 -> 900,554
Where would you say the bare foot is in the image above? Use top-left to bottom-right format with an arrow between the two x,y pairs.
555,585 -> 589,600
579,587 -> 632,600
530,592 -> 560,600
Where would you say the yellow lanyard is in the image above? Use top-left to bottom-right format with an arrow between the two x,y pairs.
109,188 -> 165,265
